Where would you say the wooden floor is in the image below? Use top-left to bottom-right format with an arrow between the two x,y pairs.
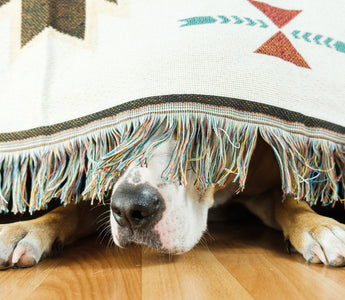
1,220 -> 345,300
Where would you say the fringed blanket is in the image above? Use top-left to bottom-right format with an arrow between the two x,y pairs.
0,0 -> 344,213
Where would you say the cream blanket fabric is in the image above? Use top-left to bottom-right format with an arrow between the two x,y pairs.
0,0 -> 344,213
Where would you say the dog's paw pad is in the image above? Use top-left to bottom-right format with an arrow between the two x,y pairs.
0,224 -> 45,269
302,226 -> 345,267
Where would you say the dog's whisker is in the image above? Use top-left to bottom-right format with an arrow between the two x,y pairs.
96,217 -> 108,227
95,210 -> 111,222
96,209 -> 110,218
98,224 -> 112,245
96,215 -> 110,227
106,238 -> 115,249
197,236 -> 211,249
97,220 -> 110,232
203,229 -> 216,241
96,214 -> 110,228
90,203 -> 110,213
105,231 -> 115,248
97,223 -> 112,244
100,232 -> 112,247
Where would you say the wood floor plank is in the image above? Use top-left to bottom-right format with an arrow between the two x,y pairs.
142,245 -> 253,300
209,222 -> 345,300
305,261 -> 345,286
0,259 -> 59,299
0,237 -> 142,300
269,254 -> 345,300
1,222 -> 345,299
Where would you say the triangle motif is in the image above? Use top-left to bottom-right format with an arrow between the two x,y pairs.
249,0 -> 302,28
255,31 -> 310,68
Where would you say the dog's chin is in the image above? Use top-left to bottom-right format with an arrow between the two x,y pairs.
114,236 -> 199,255
110,213 -> 206,255
115,233 -> 194,255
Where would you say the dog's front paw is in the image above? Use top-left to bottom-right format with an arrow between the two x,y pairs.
287,217 -> 345,267
0,222 -> 59,269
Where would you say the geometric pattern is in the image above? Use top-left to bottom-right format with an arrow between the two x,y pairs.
255,31 -> 310,68
249,0 -> 310,68
291,30 -> 345,54
21,0 -> 86,47
249,0 -> 301,28
0,0 -> 118,48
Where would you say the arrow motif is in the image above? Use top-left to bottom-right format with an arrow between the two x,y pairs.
324,37 -> 333,48
179,19 -> 345,56
313,34 -> 322,45
257,19 -> 268,28
292,30 -> 300,39
179,16 -> 217,27
289,30 -> 345,55
232,16 -> 244,24
334,41 -> 345,53
302,32 -> 312,42
244,17 -> 256,26
179,15 -> 269,29
218,15 -> 230,24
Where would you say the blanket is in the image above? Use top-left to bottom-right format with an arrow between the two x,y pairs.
0,0 -> 344,213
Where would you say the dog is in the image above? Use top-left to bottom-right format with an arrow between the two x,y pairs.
1,135 -> 345,269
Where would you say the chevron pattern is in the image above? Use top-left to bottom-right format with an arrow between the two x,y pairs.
179,16 -> 269,28
291,30 -> 345,54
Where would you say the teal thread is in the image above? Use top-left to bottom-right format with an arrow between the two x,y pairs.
178,19 -> 344,55
257,19 -> 268,28
334,41 -> 345,53
324,37 -> 333,48
179,16 -> 217,27
302,32 -> 312,42
291,30 -> 345,55
313,34 -> 322,45
244,17 -> 256,26
232,15 -> 244,24
292,30 -> 300,39
218,15 -> 230,24
179,16 -> 268,28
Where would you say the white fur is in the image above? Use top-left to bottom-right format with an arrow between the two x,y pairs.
1,137 -> 345,267
110,139 -> 214,254
110,137 -> 345,266
301,227 -> 345,266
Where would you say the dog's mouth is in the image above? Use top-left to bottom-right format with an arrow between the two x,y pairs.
114,226 -> 190,255
116,227 -> 162,250
109,174 -> 209,255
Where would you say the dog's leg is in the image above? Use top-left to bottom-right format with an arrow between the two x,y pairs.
242,189 -> 345,266
274,192 -> 345,266
0,201 -> 104,269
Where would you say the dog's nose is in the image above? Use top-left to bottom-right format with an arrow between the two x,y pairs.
111,183 -> 163,229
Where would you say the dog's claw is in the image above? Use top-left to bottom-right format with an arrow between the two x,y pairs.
51,238 -> 63,257
285,238 -> 291,255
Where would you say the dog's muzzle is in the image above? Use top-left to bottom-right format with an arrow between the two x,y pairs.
111,183 -> 165,245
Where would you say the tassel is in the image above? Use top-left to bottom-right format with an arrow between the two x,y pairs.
0,112 -> 343,213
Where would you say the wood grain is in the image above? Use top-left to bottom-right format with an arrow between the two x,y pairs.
1,222 -> 345,300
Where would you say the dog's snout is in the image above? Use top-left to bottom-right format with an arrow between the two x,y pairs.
111,200 -> 158,228
111,183 -> 163,229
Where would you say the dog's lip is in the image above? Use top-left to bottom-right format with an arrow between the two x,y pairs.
116,228 -> 163,250
118,242 -> 188,256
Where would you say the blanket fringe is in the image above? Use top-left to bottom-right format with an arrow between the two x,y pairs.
260,127 -> 345,206
0,113 -> 344,213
